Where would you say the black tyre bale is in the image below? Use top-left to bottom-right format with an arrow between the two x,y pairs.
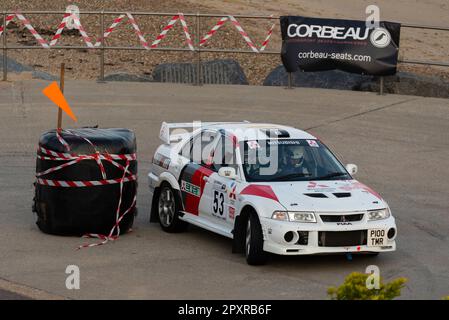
33,128 -> 137,236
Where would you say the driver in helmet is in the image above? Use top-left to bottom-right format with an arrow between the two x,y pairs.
279,146 -> 307,175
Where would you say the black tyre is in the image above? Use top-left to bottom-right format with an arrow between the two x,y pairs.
157,184 -> 188,233
245,212 -> 267,265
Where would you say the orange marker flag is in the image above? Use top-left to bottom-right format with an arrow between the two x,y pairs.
42,82 -> 77,122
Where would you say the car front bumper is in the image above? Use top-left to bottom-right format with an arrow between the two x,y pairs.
260,216 -> 397,255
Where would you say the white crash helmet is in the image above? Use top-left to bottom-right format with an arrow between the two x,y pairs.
285,146 -> 304,167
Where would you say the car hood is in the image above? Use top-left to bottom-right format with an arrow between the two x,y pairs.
265,180 -> 386,212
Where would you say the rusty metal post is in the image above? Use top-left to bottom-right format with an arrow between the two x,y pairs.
57,63 -> 65,129
195,12 -> 202,86
99,11 -> 105,82
3,12 -> 7,81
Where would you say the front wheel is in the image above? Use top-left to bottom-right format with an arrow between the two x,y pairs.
157,184 -> 188,233
245,213 -> 267,265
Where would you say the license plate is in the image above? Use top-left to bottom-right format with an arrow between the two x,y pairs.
367,229 -> 387,247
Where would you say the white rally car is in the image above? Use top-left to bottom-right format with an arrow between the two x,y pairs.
148,122 -> 397,265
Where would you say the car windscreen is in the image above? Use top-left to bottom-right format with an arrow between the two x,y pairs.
240,139 -> 350,182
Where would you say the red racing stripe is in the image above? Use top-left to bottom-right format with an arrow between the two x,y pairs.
240,185 -> 279,202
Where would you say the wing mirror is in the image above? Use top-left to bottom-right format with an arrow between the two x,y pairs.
218,167 -> 237,180
346,164 -> 358,175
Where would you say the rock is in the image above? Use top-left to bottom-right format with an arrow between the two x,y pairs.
264,65 -> 449,98
359,72 -> 449,98
153,59 -> 249,85
102,72 -> 152,82
263,65 -> 374,90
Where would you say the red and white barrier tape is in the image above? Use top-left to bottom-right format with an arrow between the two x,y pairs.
95,14 -> 126,47
38,146 -> 137,161
200,15 -> 276,52
49,13 -> 70,46
199,17 -> 228,46
1,12 -> 274,52
126,13 -> 150,49
151,14 -> 179,49
0,14 -> 14,36
259,16 -> 275,52
35,130 -> 137,249
178,13 -> 194,51
78,160 -> 137,249
15,12 -> 49,48
72,15 -> 94,48
229,16 -> 258,53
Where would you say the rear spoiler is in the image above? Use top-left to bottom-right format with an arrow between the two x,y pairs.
159,121 -> 250,144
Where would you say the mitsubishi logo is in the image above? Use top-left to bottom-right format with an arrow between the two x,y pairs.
337,215 -> 352,225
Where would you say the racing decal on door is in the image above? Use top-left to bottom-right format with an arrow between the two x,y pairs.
212,190 -> 225,219
179,163 -> 213,215
228,206 -> 235,220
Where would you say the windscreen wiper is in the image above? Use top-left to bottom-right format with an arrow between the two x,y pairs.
276,172 -> 312,181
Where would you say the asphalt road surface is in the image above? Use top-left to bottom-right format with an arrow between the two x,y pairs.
0,81 -> 448,299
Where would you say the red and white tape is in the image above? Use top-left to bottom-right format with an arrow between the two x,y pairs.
38,146 -> 137,161
78,160 -> 137,249
0,14 -> 14,36
1,11 -> 274,52
126,13 -> 150,49
200,15 -> 276,52
199,17 -> 229,46
4,12 -> 50,48
229,16 -> 258,53
178,13 -> 194,51
95,14 -> 126,47
259,16 -> 276,52
35,130 -> 137,249
151,14 -> 179,49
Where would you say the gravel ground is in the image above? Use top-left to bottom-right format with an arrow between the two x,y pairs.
1,0 -> 448,84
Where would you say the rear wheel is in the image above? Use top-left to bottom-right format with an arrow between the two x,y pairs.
245,213 -> 267,265
157,184 -> 188,233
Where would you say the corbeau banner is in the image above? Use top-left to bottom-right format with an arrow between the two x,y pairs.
280,16 -> 401,76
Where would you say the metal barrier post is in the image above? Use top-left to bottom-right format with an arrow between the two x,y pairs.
195,12 -> 202,86
287,72 -> 293,89
99,11 -> 105,82
2,12 -> 7,81
379,76 -> 385,95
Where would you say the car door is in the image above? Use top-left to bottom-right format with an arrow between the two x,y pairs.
201,133 -> 242,227
178,129 -> 218,217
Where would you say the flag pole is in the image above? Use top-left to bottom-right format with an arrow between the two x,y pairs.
57,63 -> 65,129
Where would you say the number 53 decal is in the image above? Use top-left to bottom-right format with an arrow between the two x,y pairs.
213,190 -> 224,216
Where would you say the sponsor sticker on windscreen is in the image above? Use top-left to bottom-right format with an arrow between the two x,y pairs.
307,139 -> 319,147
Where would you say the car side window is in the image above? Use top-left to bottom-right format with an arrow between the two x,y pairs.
212,134 -> 239,174
211,136 -> 224,171
179,138 -> 193,159
190,130 -> 218,165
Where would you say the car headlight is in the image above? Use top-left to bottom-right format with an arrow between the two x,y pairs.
368,208 -> 390,221
272,211 -> 316,223
271,211 -> 289,221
